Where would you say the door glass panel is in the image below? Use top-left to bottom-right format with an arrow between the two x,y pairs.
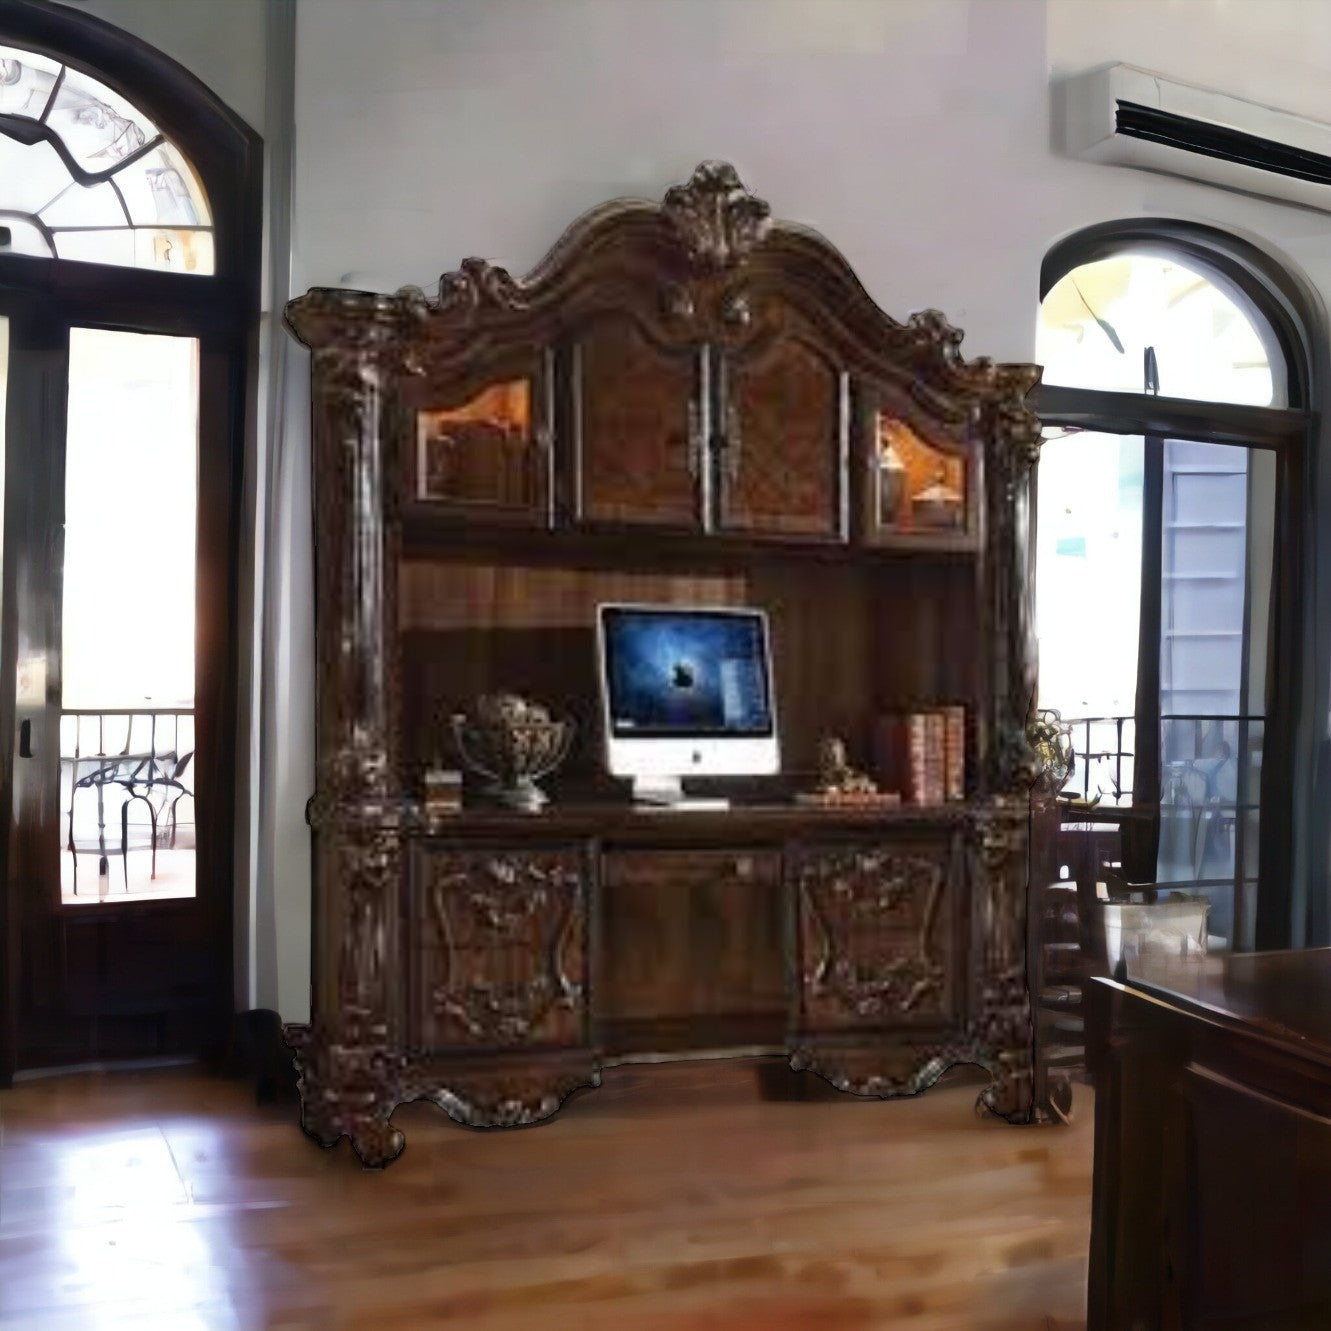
1037,429 -> 1275,953
1036,427 -> 1144,808
60,328 -> 197,902
1157,440 -> 1273,951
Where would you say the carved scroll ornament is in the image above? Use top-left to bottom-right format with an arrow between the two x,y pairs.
798,847 -> 948,1020
424,851 -> 586,1046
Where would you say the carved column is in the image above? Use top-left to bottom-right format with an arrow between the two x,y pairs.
285,291 -> 408,1167
981,364 -> 1043,797
972,364 -> 1044,1123
970,803 -> 1040,1121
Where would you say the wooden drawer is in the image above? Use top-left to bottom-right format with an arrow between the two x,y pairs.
598,847 -> 785,1051
792,837 -> 959,1031
409,843 -> 588,1052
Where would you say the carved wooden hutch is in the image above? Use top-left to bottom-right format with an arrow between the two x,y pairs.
285,162 -> 1044,1166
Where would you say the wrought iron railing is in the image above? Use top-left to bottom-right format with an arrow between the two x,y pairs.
60,708 -> 196,898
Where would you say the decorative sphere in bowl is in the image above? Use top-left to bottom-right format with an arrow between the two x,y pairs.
451,694 -> 574,812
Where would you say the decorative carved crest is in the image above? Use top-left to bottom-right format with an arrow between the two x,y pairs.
661,160 -> 772,269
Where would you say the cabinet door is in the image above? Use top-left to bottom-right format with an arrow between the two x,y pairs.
792,838 -> 958,1031
858,391 -> 978,550
598,847 -> 785,1052
572,312 -> 705,529
716,327 -> 847,540
409,844 -> 588,1051
404,352 -> 554,526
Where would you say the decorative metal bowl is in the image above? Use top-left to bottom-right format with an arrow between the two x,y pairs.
451,694 -> 574,812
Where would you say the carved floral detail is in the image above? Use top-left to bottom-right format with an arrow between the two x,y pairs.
423,851 -> 586,1045
414,1061 -> 601,1129
907,308 -> 968,368
660,282 -> 696,321
797,847 -> 948,1019
662,160 -> 772,269
436,255 -> 528,317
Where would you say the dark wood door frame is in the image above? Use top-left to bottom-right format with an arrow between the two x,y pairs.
0,0 -> 261,1083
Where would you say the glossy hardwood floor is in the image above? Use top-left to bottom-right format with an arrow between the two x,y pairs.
0,1058 -> 1092,1330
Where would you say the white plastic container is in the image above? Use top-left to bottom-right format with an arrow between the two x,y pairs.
1103,898 -> 1210,972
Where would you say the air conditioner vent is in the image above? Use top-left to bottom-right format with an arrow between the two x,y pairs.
1061,64 -> 1331,210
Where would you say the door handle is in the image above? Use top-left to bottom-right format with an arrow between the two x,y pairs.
686,401 -> 704,478
18,719 -> 32,757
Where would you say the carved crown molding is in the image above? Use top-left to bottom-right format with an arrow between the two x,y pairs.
661,160 -> 772,269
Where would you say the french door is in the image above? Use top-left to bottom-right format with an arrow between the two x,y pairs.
0,280 -> 239,1077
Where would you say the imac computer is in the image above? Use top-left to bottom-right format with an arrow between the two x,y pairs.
596,603 -> 779,809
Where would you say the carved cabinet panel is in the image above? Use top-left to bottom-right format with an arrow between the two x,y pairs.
792,838 -> 958,1031
572,312 -> 704,528
410,844 -> 588,1051
716,328 -> 846,540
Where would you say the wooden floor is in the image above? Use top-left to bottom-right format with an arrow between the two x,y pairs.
0,1057 -> 1093,1330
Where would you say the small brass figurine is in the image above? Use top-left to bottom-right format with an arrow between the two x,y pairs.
797,734 -> 899,809
816,735 -> 877,795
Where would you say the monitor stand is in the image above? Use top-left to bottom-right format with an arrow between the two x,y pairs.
631,775 -> 730,812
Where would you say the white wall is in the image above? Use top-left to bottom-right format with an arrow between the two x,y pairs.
57,0 -> 268,135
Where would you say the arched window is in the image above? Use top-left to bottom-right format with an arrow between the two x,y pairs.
1033,224 -> 1314,953
0,42 -> 214,271
0,1 -> 260,1077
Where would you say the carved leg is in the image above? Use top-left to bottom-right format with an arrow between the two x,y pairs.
975,1049 -> 1036,1123
346,1112 -> 406,1168
293,1013 -> 407,1164
973,970 -> 1041,1124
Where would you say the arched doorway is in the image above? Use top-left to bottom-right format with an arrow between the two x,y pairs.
1033,221 -> 1316,951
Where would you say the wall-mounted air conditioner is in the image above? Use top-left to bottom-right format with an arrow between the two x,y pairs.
1060,63 -> 1331,212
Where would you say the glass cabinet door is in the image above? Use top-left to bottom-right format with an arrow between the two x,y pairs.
859,394 -> 976,550
406,352 -> 554,527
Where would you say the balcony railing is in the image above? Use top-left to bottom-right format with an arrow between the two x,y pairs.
1054,711 -> 1263,949
60,708 -> 196,902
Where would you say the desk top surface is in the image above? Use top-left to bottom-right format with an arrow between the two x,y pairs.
1121,946 -> 1331,1058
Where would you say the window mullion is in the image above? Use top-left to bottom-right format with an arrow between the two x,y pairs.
1033,384 -> 1306,449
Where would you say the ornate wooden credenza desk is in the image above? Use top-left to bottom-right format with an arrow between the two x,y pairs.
284,162 -> 1045,1166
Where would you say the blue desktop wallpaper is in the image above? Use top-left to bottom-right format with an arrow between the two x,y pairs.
603,609 -> 773,736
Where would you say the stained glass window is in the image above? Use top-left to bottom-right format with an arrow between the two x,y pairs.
0,44 -> 213,274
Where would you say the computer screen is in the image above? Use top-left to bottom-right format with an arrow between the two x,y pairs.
599,606 -> 774,739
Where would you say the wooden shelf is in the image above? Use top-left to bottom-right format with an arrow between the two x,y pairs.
408,798 -> 982,842
401,507 -> 981,568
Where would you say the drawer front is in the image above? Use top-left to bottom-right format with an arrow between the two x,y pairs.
410,844 -> 588,1051
599,848 -> 785,1026
792,838 -> 958,1030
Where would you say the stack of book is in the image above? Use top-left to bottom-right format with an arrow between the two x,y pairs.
871,705 -> 966,806
422,767 -> 464,817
